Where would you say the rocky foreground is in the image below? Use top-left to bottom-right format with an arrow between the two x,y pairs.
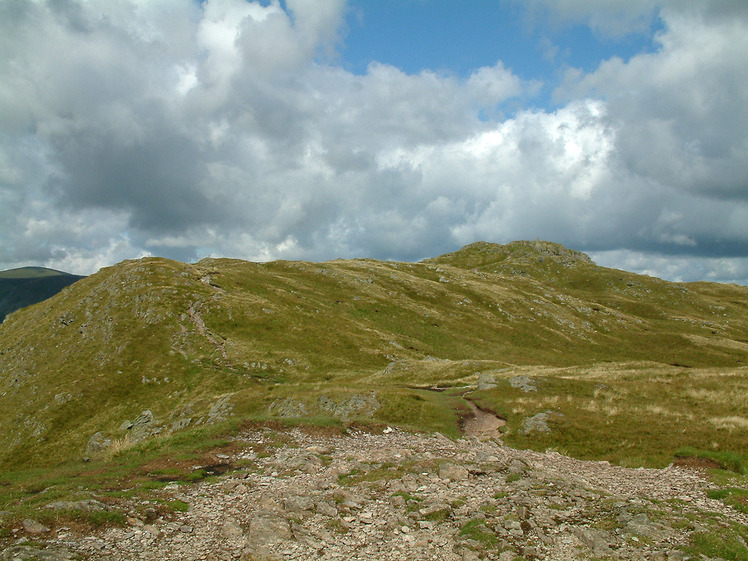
4,427 -> 745,561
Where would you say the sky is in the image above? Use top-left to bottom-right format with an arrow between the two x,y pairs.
1,1 -> 748,285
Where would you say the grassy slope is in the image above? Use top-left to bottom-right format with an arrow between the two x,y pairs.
0,242 -> 746,473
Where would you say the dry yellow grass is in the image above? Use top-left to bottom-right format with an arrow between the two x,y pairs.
708,416 -> 748,432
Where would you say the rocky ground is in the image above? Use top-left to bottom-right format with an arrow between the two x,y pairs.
4,425 -> 746,561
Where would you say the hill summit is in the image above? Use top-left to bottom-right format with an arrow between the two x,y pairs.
425,240 -> 594,273
0,266 -> 85,322
0,241 -> 746,472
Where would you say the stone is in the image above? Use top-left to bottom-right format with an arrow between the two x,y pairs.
509,375 -> 537,392
477,373 -> 497,390
221,518 -> 244,541
619,512 -> 670,539
520,411 -> 552,434
317,392 -> 381,420
22,518 -> 50,534
24,424 -> 735,560
84,432 -> 112,456
439,462 -> 469,482
574,527 -> 615,556
247,513 -> 292,546
171,417 -> 191,432
129,410 -> 156,441
316,501 -> 338,517
390,495 -> 406,507
507,458 -> 529,474
0,545 -> 77,560
45,499 -> 106,512
284,495 -> 315,512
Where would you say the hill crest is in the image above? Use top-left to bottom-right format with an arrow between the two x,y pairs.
0,266 -> 85,322
425,240 -> 594,275
0,241 -> 746,471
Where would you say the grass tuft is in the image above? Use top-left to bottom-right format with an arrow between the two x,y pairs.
674,448 -> 748,474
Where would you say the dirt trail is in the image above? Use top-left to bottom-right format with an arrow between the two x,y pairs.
461,399 -> 506,438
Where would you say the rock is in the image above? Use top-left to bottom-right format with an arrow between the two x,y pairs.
574,527 -> 615,556
477,373 -> 497,390
439,462 -> 469,481
509,375 -> 537,392
247,513 -> 292,546
519,411 -> 553,434
507,458 -> 529,474
127,410 -> 158,442
390,495 -> 406,507
317,392 -> 380,420
45,499 -> 106,511
31,424 -> 737,560
221,518 -> 244,540
284,495 -> 315,512
0,545 -> 77,560
54,393 -> 73,405
619,512 -> 670,539
207,395 -> 233,424
269,398 -> 309,418
171,417 -> 191,432
22,518 -> 50,534
84,432 -> 112,456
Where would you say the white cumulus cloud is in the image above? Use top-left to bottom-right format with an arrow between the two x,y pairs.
0,0 -> 747,284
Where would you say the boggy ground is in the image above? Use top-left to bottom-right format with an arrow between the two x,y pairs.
7,426 -> 746,561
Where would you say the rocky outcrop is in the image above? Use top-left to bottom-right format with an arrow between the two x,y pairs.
84,432 -> 112,457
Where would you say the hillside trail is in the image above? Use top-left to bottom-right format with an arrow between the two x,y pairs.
461,399 -> 506,439
15,425 -> 746,561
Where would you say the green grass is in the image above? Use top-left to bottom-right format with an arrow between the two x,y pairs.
163,499 -> 190,512
423,508 -> 451,522
684,526 -> 748,561
0,241 -> 747,505
459,519 -> 498,549
0,419 -> 243,529
392,491 -> 423,503
706,488 -> 748,514
675,448 -> 748,474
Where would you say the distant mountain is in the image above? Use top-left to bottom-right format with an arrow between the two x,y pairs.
0,266 -> 86,322
0,242 -> 746,471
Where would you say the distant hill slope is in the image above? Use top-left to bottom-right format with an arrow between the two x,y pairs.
0,266 -> 86,322
0,241 -> 746,469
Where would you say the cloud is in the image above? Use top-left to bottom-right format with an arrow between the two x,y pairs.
552,2 -> 748,260
520,0 -> 660,37
0,1 -> 747,285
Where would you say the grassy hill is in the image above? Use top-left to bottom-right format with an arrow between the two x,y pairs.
0,266 -> 85,322
0,241 -> 746,476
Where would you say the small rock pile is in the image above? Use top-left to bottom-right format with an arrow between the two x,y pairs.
7,428 -> 745,561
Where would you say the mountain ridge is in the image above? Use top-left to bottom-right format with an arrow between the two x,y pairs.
0,241 -> 746,472
0,266 -> 85,323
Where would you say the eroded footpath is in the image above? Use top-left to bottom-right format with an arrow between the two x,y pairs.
6,427 -> 746,561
